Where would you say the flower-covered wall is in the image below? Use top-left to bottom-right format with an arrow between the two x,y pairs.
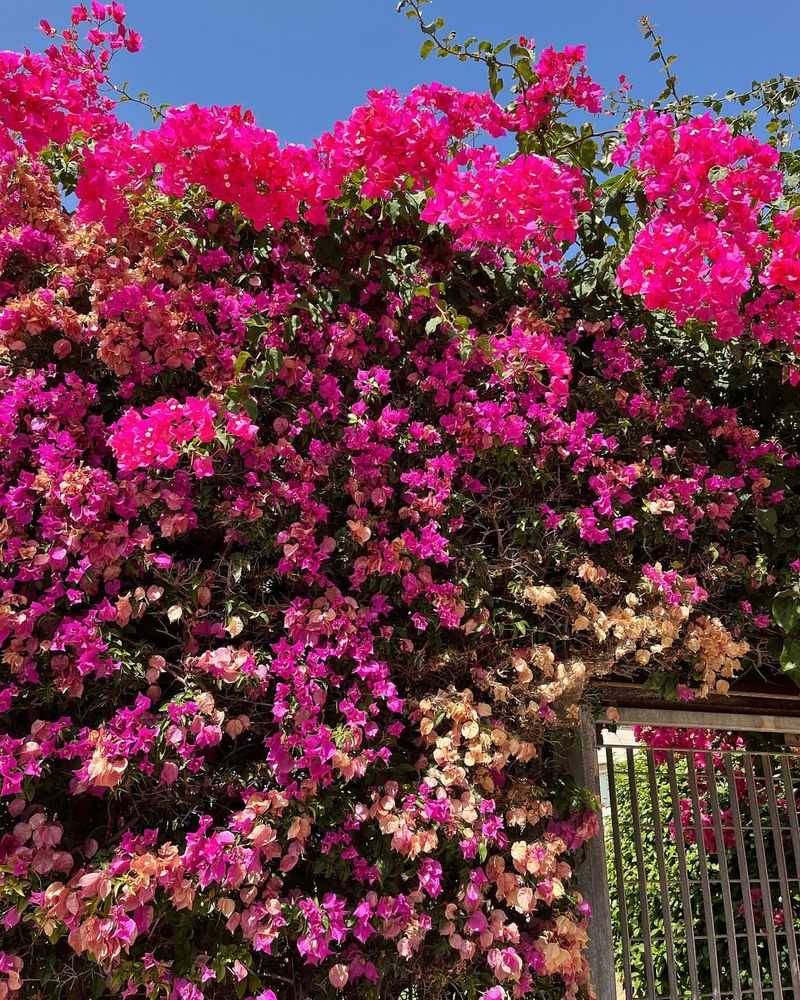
1,4 -> 800,998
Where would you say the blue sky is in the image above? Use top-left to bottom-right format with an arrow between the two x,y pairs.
3,1 -> 799,143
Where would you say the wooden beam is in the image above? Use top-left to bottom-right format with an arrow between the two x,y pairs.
592,680 -> 800,719
600,706 -> 800,734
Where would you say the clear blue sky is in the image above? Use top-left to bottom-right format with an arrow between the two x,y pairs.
3,1 -> 799,143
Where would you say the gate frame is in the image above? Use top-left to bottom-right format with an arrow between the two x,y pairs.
571,705 -> 800,1000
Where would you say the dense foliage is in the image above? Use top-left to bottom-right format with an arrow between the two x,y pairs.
1,2 -> 800,998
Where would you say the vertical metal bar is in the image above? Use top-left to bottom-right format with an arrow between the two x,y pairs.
780,755 -> 800,885
646,752 -> 680,1000
666,751 -> 702,1000
626,747 -> 657,1000
743,754 -> 784,999
685,752 -> 723,1000
723,754 -> 764,1000
761,754 -> 800,994
781,754 -> 800,1000
607,746 -> 634,1000
703,751 -> 743,997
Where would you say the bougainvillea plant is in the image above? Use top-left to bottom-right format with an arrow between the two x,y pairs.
1,1 -> 800,997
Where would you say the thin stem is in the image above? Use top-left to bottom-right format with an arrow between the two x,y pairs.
640,16 -> 680,104
549,127 -> 618,156
400,0 -> 529,95
106,79 -> 166,121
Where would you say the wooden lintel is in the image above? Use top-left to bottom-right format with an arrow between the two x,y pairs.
598,705 -> 800,734
592,679 -> 800,720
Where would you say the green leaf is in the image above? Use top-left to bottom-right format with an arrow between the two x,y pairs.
773,591 -> 798,633
425,316 -> 443,334
756,507 -> 778,535
780,638 -> 800,681
420,39 -> 435,59
579,139 -> 598,170
266,347 -> 283,375
488,63 -> 503,97
516,59 -> 534,84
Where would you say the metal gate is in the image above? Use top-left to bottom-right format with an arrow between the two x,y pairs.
592,711 -> 800,1000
